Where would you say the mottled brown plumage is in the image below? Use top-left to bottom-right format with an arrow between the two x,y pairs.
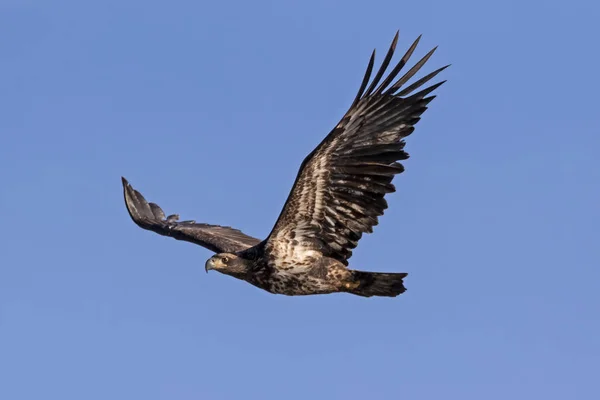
122,31 -> 448,297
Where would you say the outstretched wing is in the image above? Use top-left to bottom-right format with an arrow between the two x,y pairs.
264,32 -> 448,267
122,177 -> 261,253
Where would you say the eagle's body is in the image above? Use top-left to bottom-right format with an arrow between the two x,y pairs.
249,257 -> 353,296
122,31 -> 447,297
226,244 -> 360,296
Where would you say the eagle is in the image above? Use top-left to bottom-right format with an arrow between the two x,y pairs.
122,31 -> 448,297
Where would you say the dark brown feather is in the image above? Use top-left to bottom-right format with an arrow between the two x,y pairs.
122,177 -> 261,253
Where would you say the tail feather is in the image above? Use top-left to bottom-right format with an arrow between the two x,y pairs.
347,270 -> 408,297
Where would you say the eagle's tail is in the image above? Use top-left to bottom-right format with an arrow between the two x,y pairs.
346,270 -> 408,297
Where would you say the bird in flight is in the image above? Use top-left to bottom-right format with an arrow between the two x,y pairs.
122,31 -> 448,297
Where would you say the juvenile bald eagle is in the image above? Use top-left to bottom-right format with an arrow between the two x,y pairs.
122,31 -> 448,297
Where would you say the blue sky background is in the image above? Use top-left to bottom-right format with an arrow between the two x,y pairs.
1,1 -> 599,399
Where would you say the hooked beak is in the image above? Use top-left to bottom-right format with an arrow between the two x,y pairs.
205,258 -> 214,273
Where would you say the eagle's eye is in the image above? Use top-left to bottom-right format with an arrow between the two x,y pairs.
221,256 -> 229,263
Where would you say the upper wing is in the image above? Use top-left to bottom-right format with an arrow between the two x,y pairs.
264,32 -> 448,266
122,177 -> 261,253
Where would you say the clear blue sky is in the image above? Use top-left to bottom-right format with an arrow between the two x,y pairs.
1,1 -> 599,399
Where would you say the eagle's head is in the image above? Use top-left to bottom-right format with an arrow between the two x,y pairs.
205,253 -> 250,277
